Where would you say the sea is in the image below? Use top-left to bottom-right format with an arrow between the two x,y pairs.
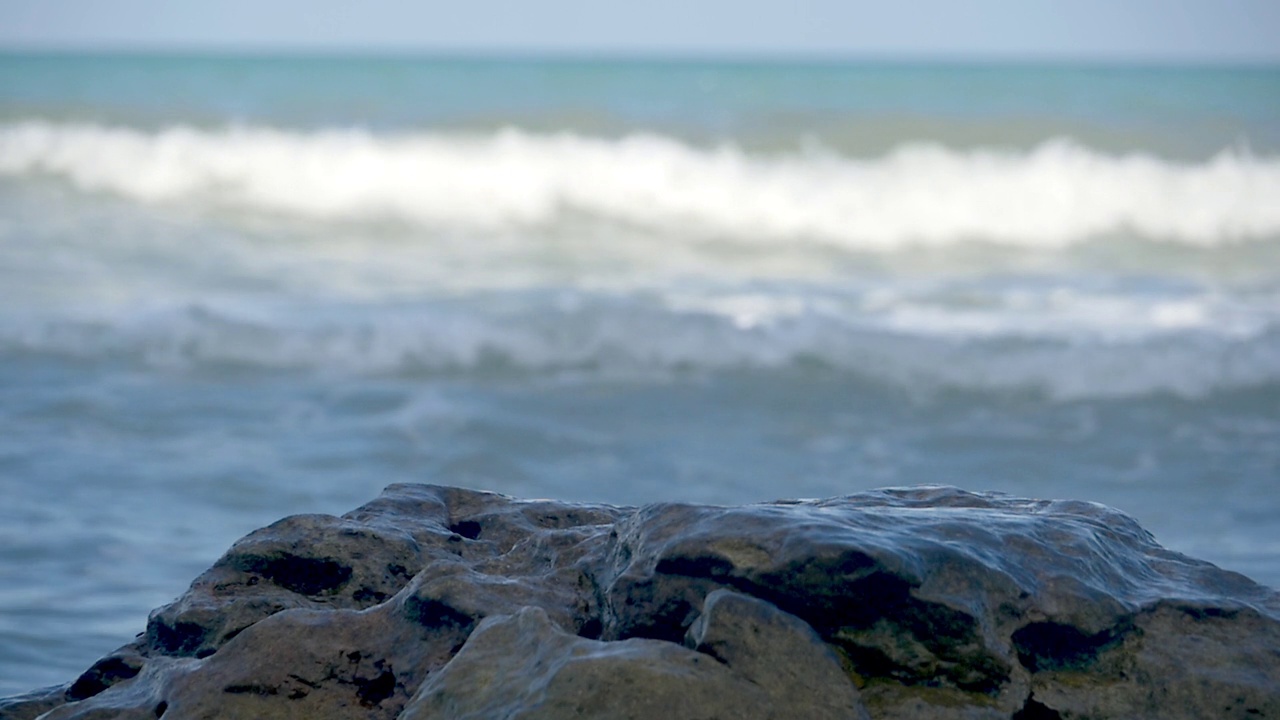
1,52 -> 1278,695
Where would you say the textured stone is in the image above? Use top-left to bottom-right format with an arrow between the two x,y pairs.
0,684 -> 68,720
3,484 -> 1278,720
683,589 -> 870,719
401,604 -> 861,720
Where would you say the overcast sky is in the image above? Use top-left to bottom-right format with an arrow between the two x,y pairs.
2,0 -> 1279,62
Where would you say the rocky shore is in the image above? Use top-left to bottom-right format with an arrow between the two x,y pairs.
3,484 -> 1277,719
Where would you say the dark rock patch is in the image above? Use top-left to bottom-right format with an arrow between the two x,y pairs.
1012,620 -> 1128,673
400,596 -> 477,633
236,554 -> 353,596
1012,696 -> 1061,720
66,654 -> 144,701
447,520 -> 482,540
145,619 -> 209,657
355,668 -> 396,706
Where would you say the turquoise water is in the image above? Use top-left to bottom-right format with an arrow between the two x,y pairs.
3,54 -> 1278,154
1,53 -> 1279,695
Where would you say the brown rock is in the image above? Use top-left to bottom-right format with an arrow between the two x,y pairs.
4,484 -> 1277,720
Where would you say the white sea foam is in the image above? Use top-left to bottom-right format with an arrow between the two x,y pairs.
2,121 -> 1279,249
7,293 -> 1279,400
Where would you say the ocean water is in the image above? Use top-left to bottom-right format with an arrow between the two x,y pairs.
1,53 -> 1278,694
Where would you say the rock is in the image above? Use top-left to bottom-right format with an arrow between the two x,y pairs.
683,589 -> 870,719
0,684 -> 67,720
3,484 -> 1278,720
402,603 -> 863,720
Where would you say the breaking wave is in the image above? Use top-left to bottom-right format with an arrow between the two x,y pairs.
6,296 -> 1280,401
3,121 -> 1279,249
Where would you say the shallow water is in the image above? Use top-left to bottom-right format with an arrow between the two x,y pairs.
1,53 -> 1278,695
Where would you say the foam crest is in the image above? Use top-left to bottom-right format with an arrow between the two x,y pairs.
7,299 -> 1279,400
3,121 -> 1279,249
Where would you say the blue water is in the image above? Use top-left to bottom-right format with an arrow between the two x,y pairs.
1,52 -> 1279,695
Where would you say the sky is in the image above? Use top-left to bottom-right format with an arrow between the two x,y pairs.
1,0 -> 1279,62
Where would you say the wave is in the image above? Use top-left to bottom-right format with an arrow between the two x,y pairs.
2,121 -> 1279,249
7,298 -> 1279,400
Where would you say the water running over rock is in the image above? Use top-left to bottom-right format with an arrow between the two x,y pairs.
2,484 -> 1276,719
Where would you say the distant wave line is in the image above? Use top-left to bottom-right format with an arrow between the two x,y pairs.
6,298 -> 1280,400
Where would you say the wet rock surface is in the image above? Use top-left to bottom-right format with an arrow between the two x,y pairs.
4,484 -> 1278,720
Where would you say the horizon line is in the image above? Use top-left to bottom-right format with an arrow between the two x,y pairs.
3,42 -> 1279,69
